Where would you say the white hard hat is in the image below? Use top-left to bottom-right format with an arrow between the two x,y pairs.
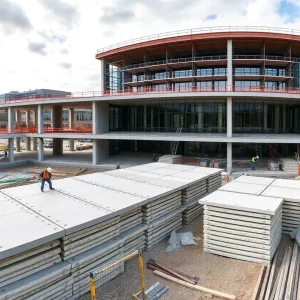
47,167 -> 52,173
256,156 -> 259,159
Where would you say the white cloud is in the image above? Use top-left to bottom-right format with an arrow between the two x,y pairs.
1,0 -> 300,94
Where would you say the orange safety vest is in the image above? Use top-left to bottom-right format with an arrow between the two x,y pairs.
42,170 -> 50,179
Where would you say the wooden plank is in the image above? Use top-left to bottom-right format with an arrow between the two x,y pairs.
284,242 -> 298,300
258,264 -> 271,300
269,249 -> 287,300
264,251 -> 279,300
251,265 -> 266,300
274,247 -> 292,300
153,270 -> 236,300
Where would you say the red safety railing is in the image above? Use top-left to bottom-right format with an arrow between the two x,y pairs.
1,126 -> 92,134
3,85 -> 300,105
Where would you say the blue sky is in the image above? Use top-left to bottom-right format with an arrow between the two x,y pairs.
279,0 -> 300,22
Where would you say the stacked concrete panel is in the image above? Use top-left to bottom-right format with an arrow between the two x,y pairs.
262,179 -> 300,234
182,199 -> 204,225
158,154 -> 182,164
68,238 -> 124,298
200,190 -> 283,263
280,157 -> 298,174
0,162 -> 224,299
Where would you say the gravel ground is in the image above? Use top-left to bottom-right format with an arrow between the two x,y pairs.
77,215 -> 294,300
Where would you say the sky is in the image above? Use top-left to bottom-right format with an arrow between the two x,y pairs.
1,0 -> 300,94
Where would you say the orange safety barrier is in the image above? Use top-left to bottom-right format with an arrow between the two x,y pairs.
43,127 -> 92,134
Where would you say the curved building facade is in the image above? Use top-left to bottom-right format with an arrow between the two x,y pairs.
94,27 -> 300,168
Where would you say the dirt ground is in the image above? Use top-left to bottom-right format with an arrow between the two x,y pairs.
78,215 -> 293,300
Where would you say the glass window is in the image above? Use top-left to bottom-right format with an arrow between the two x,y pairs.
173,69 -> 193,78
197,68 -> 213,76
235,68 -> 260,75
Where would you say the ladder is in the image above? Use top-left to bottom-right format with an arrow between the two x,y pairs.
253,144 -> 262,158
172,127 -> 182,156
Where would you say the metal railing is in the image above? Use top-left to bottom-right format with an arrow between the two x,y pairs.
122,55 -> 298,71
97,26 -> 300,54
3,85 -> 300,105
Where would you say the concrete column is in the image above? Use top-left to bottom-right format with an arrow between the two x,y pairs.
143,106 -> 147,130
218,104 -> 223,133
100,59 -> 106,94
69,139 -> 75,151
69,108 -> 75,129
33,138 -> 37,151
52,105 -> 63,155
93,139 -> 109,165
38,138 -> 44,161
282,105 -> 286,133
197,105 -> 203,132
26,137 -> 31,151
38,105 -> 44,134
92,102 -> 109,134
227,142 -> 232,173
33,110 -> 38,150
264,104 -> 268,131
25,111 -> 30,126
15,138 -> 20,152
8,138 -> 14,163
15,110 -> 21,152
227,40 -> 233,91
8,107 -> 14,133
275,104 -> 280,133
227,97 -> 232,137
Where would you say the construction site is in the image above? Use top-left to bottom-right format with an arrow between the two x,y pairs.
2,26 -> 300,299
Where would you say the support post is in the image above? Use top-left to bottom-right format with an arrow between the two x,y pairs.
33,110 -> 38,150
275,105 -> 280,133
227,97 -> 232,138
93,139 -> 109,165
227,40 -> 233,91
227,142 -> 232,173
15,110 -> 21,152
69,139 -> 75,151
52,105 -> 63,155
26,137 -> 31,151
68,108 -> 75,151
8,107 -> 14,133
100,59 -> 106,95
38,105 -> 44,134
218,104 -> 223,133
38,138 -> 44,161
8,138 -> 14,163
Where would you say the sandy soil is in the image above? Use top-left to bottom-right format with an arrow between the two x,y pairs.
77,215 -> 295,300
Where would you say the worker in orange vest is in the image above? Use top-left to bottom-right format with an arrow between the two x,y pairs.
39,167 -> 55,192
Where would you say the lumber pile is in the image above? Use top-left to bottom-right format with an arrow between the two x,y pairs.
255,242 -> 300,299
200,190 -> 283,263
280,158 -> 298,174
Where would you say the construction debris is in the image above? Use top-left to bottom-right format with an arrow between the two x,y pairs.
153,270 -> 236,300
158,155 -> 182,164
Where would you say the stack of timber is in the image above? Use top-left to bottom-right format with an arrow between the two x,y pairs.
263,179 -> 300,234
158,154 -> 182,164
280,158 -> 298,174
68,238 -> 124,298
200,190 -> 283,263
256,242 -> 300,299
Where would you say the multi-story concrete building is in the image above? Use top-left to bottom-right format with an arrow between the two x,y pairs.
1,27 -> 300,171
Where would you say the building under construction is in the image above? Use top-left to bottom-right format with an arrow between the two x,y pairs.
1,26 -> 300,171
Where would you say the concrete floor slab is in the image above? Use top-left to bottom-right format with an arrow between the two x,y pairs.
271,178 -> 300,190
13,191 -> 113,235
262,186 -> 300,202
0,199 -> 28,217
0,210 -> 64,260
219,181 -> 268,195
234,175 -> 275,186
58,184 -> 146,213
200,190 -> 283,215
1,183 -> 45,198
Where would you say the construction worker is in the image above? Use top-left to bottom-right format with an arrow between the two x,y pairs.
251,156 -> 259,170
40,167 -> 55,192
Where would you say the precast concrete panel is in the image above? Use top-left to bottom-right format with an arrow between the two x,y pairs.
1,183 -> 45,198
13,191 -> 113,235
199,190 -> 283,215
0,193 -> 13,203
171,172 -> 209,181
271,179 -> 300,190
146,168 -> 182,176
234,175 -> 275,186
0,210 -> 64,260
75,173 -> 173,199
163,164 -> 197,171
262,186 -> 300,202
57,184 -> 146,213
0,199 -> 28,217
51,178 -> 87,189
190,168 -> 223,175
219,181 -> 268,195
